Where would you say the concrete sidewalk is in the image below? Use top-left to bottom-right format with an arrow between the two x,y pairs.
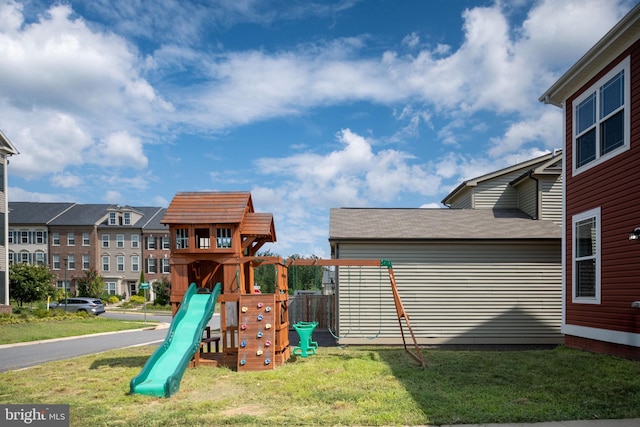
440,419 -> 640,427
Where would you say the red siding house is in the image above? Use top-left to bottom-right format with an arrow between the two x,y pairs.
540,4 -> 640,359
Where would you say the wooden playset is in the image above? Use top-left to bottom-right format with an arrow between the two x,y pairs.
162,192 -> 290,370
161,191 -> 424,372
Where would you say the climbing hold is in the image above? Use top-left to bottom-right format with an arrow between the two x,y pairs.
241,324 -> 247,330
240,359 -> 246,366
241,340 -> 247,348
264,358 -> 271,365
257,331 -> 263,338
241,306 -> 248,313
265,323 -> 272,329
257,302 -> 264,308
265,340 -> 271,347
257,314 -> 263,321
256,349 -> 263,356
265,306 -> 272,312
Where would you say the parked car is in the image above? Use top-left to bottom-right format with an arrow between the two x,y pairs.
53,297 -> 105,315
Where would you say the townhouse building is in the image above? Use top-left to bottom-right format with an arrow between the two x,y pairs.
8,202 -> 169,299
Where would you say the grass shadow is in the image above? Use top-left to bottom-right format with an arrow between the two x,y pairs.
90,355 -> 149,370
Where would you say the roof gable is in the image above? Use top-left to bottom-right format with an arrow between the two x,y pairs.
442,151 -> 561,205
0,129 -> 18,156
540,4 -> 640,105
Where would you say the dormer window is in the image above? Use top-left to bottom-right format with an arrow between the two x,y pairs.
123,212 -> 131,225
109,212 -> 117,225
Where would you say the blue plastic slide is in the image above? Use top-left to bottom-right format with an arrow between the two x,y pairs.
130,282 -> 221,397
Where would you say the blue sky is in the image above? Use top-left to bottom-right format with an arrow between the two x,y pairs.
0,0 -> 637,258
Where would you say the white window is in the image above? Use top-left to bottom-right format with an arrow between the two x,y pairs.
162,257 -> 171,274
147,258 -> 157,274
52,232 -> 60,246
67,232 -> 75,246
109,212 -> 117,225
572,207 -> 601,304
53,254 -> 60,270
83,232 -> 90,246
573,57 -> 629,174
105,281 -> 117,295
102,234 -> 109,248
8,251 -> 14,264
36,231 -> 46,244
21,231 -> 28,244
35,252 -> 45,265
102,256 -> 110,272
146,236 -> 156,250
67,254 -> 75,270
117,255 -> 125,272
123,212 -> 131,225
83,254 -> 90,270
131,234 -> 139,248
116,234 -> 124,248
131,255 -> 139,272
162,236 -> 170,250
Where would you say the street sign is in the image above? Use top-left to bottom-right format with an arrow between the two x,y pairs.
139,282 -> 150,290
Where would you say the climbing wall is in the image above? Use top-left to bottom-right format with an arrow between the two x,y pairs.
237,294 -> 277,371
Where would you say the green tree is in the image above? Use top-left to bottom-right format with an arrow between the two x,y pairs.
9,263 -> 56,306
76,268 -> 105,298
153,276 -> 171,306
253,250 -> 278,293
287,254 -> 324,292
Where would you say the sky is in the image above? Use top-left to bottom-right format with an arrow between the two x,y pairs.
0,0 -> 638,258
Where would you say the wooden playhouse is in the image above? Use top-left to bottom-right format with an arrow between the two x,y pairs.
161,192 -> 291,371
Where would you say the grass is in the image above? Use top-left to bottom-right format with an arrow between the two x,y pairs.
0,317 -> 158,345
1,344 -> 639,426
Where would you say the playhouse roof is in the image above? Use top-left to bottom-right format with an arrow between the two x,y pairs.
162,192 -> 254,225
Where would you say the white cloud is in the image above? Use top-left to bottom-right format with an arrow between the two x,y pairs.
51,174 -> 83,189
103,190 -> 122,203
0,1 -> 169,180
95,131 -> 148,168
8,186 -> 72,202
488,109 -> 563,156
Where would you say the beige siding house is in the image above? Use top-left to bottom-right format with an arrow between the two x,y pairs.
329,152 -> 563,346
0,130 -> 18,306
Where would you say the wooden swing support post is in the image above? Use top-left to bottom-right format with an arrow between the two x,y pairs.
287,258 -> 425,367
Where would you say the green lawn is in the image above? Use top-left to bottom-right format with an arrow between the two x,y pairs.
0,317 -> 158,345
1,344 -> 639,426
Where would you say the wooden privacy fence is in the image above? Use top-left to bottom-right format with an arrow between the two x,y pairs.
288,294 -> 335,329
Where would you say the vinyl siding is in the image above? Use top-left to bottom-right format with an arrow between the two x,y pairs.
474,171 -> 522,209
564,41 -> 640,338
540,175 -> 562,225
334,241 -> 562,345
447,190 -> 472,209
517,179 -> 537,219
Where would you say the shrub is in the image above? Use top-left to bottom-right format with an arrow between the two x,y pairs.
33,308 -> 50,319
130,295 -> 145,305
107,296 -> 120,305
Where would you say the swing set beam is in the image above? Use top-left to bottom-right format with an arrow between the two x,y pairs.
287,258 -> 425,367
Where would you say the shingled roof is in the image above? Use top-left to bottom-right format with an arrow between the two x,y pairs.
329,208 -> 561,240
8,202 -> 75,224
162,192 -> 253,225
